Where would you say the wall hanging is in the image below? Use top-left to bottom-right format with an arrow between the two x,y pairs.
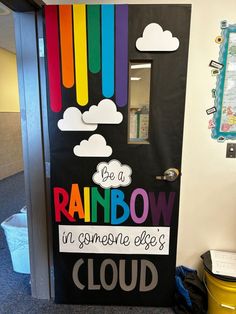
210,21 -> 236,141
44,3 -> 191,306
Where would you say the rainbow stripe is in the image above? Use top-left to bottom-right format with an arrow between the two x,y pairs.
116,5 -> 128,107
73,4 -> 89,106
59,5 -> 74,89
101,5 -> 115,99
45,5 -> 62,112
45,4 -> 129,111
87,5 -> 101,74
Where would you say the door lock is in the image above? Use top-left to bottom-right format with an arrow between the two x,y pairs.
156,168 -> 180,182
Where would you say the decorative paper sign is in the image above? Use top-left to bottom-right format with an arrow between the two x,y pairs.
221,20 -> 228,29
82,99 -> 123,124
209,60 -> 224,70
211,89 -> 216,98
92,159 -> 132,188
73,134 -> 112,157
208,119 -> 216,129
206,106 -> 217,115
59,225 -> 170,255
58,107 -> 97,131
212,24 -> 236,140
136,23 -> 179,51
211,69 -> 220,76
217,136 -> 225,142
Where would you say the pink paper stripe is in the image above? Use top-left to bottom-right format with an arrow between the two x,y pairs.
45,5 -> 62,112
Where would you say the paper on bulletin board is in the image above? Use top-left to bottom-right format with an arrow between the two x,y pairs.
210,250 -> 236,277
219,33 -> 236,133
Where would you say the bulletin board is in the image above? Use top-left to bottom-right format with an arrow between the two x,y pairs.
210,22 -> 236,141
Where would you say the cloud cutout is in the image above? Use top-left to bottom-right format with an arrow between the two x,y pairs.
73,134 -> 112,157
136,23 -> 179,52
58,107 -> 97,131
93,159 -> 132,188
82,99 -> 123,124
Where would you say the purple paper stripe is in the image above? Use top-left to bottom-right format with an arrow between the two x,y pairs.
115,5 -> 128,107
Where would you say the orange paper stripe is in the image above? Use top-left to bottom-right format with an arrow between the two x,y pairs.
59,5 -> 74,88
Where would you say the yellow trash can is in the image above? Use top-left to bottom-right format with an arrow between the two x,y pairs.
204,270 -> 236,314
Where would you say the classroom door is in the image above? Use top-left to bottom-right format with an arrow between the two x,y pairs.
44,4 -> 191,306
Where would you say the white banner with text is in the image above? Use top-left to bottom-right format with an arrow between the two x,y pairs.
59,225 -> 170,255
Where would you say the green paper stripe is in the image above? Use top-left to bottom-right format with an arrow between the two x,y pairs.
87,5 -> 101,74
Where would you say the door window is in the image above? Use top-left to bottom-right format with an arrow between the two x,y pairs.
128,62 -> 151,144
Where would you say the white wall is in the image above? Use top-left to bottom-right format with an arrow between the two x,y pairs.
44,0 -> 236,270
176,0 -> 236,269
0,48 -> 23,179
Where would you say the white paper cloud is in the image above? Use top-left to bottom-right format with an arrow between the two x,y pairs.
136,23 -> 179,52
92,159 -> 132,188
73,134 -> 112,157
58,107 -> 97,131
82,99 -> 123,124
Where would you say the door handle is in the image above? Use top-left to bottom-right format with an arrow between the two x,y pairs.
156,168 -> 180,182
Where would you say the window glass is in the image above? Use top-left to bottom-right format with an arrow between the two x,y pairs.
128,62 -> 151,144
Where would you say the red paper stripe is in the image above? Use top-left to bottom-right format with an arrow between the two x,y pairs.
45,5 -> 62,112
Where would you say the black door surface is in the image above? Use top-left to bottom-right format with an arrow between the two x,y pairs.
44,3 -> 191,306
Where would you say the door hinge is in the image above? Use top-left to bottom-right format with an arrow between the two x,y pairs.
45,162 -> 50,178
38,37 -> 45,58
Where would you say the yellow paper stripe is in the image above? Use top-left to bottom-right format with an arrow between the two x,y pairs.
73,4 -> 88,106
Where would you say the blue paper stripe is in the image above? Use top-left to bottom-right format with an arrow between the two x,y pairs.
101,5 -> 114,98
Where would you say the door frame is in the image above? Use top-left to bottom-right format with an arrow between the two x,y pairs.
9,0 -> 52,299
1,0 -> 44,12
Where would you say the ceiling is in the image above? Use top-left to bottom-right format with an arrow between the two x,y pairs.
0,3 -> 15,53
0,0 -> 123,54
43,1 -> 125,3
